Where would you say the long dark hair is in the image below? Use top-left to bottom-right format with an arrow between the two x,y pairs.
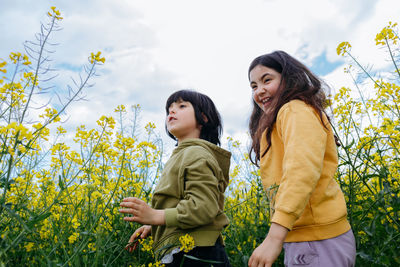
248,50 -> 331,165
165,89 -> 223,145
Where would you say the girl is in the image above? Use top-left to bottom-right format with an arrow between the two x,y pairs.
247,51 -> 356,267
119,90 -> 231,267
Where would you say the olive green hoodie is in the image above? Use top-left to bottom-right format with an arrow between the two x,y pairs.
151,138 -> 231,258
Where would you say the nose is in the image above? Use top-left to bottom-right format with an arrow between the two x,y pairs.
254,84 -> 267,97
168,105 -> 176,114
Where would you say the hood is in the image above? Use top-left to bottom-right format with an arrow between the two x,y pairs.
174,138 -> 231,187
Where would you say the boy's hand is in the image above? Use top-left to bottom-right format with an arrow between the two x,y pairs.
119,197 -> 165,225
125,225 -> 151,253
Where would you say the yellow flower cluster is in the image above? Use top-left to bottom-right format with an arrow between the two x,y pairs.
97,115 -> 115,129
114,104 -> 127,113
0,82 -> 27,107
145,122 -> 156,133
141,261 -> 165,267
375,21 -> 398,46
0,6 -> 168,266
24,242 -> 35,252
2,60 -> 161,262
90,51 -> 106,64
0,61 -> 7,73
336,41 -> 352,56
68,232 -> 80,244
332,22 -> 400,263
179,234 -> 195,253
48,6 -> 63,20
9,52 -> 31,65
222,138 -> 271,258
39,107 -> 61,123
23,71 -> 38,86
139,236 -> 154,254
3,12 -> 400,265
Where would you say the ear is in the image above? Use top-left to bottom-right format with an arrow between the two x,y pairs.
201,113 -> 208,123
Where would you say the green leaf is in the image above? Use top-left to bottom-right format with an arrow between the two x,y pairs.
183,254 -> 223,264
27,212 -> 52,228
58,175 -> 64,190
2,203 -> 31,232
154,243 -> 177,259
344,139 -> 355,149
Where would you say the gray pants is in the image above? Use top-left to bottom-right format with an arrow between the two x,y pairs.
283,230 -> 356,267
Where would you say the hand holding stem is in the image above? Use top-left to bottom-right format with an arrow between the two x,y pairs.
125,225 -> 151,252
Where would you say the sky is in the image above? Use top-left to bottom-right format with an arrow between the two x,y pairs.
1,0 -> 400,153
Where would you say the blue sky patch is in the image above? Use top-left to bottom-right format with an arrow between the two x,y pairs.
310,50 -> 343,76
55,63 -> 82,73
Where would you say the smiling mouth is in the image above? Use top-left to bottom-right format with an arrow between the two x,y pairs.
262,97 -> 271,104
168,117 -> 177,122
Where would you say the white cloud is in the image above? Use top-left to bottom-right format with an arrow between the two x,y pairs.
2,0 -> 400,153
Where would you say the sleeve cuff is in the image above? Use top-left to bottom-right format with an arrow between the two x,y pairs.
271,210 -> 298,230
164,208 -> 179,227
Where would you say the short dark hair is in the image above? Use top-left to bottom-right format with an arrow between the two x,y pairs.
165,90 -> 222,145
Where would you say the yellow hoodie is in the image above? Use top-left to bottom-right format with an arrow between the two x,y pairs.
260,100 -> 350,242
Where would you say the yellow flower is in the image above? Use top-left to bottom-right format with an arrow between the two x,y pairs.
39,107 -> 60,122
57,126 -> 67,134
88,242 -> 96,251
0,60 -> 6,74
336,41 -> 352,56
68,232 -> 79,244
49,6 -> 63,20
25,242 -> 35,252
8,147 -> 15,158
9,52 -> 22,63
22,54 -> 31,65
18,144 -> 27,154
148,262 -> 165,267
114,104 -> 126,112
145,122 -> 156,133
89,51 -> 106,64
139,236 -> 154,253
92,191 -> 102,199
375,21 -> 398,46
71,217 -> 81,229
179,234 -> 195,253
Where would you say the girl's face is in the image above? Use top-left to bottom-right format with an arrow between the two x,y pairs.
249,64 -> 282,114
166,99 -> 201,143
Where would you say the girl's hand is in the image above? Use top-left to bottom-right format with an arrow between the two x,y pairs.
248,238 -> 282,267
119,197 -> 165,225
248,223 -> 288,267
125,225 -> 151,253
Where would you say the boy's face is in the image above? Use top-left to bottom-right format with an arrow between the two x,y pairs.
166,99 -> 201,143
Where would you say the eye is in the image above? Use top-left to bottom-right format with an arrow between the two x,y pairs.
264,78 -> 271,83
250,84 -> 257,90
179,103 -> 186,108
